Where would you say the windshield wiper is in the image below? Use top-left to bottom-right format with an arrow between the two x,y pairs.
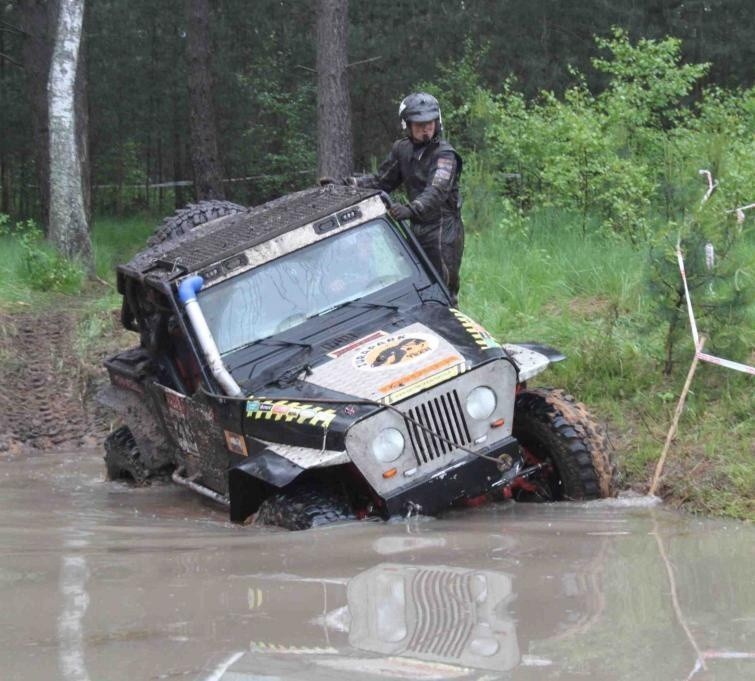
315,299 -> 400,316
226,337 -> 312,379
253,338 -> 312,350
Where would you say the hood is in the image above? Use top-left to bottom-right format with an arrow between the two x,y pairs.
239,305 -> 513,451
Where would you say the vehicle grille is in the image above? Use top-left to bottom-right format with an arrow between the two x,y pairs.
404,390 -> 471,465
406,568 -> 476,658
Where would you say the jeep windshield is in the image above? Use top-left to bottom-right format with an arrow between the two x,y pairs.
197,219 -> 417,355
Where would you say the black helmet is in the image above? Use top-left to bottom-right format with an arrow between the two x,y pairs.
399,92 -> 442,132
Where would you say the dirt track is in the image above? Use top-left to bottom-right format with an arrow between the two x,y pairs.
0,310 -> 109,453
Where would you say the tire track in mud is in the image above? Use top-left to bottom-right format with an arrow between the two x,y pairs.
0,311 -> 103,452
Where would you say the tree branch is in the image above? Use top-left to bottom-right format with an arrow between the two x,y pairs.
0,51 -> 23,68
347,55 -> 381,68
297,54 -> 381,73
0,19 -> 27,35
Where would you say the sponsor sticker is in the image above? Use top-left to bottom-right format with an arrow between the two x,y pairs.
224,430 -> 248,456
245,399 -> 336,428
327,330 -> 387,359
378,354 -> 463,394
451,308 -> 500,350
164,390 -> 187,416
383,364 -> 464,404
354,332 -> 439,370
160,387 -> 196,453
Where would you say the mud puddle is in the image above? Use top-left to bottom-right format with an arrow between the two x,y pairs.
0,448 -> 753,681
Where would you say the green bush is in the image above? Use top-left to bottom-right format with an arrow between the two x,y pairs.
426,29 -> 753,378
0,215 -> 84,294
424,29 -> 753,246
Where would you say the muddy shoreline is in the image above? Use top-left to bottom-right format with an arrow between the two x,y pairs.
0,305 -> 119,454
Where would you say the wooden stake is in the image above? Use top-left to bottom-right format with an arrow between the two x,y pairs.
649,336 -> 706,497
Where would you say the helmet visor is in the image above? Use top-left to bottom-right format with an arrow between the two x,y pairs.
406,111 -> 439,123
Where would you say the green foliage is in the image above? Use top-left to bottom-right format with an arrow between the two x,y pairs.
593,28 -> 710,131
647,185 -> 753,374
238,70 -> 317,198
461,212 -> 753,520
0,215 -> 84,294
429,30 -> 753,379
417,42 -> 500,153
428,30 -> 750,248
458,153 -> 515,233
91,214 -> 157,281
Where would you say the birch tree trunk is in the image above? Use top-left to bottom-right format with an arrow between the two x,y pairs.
48,0 -> 92,268
317,0 -> 353,179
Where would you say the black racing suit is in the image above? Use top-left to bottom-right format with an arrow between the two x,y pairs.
354,135 -> 464,300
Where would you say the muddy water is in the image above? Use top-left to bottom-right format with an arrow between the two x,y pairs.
0,449 -> 753,681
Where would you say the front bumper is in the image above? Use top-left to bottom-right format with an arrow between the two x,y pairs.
379,436 -> 519,517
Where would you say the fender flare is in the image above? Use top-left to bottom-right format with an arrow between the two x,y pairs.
228,450 -> 305,522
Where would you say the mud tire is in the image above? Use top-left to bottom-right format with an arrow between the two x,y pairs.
512,388 -> 616,501
104,426 -> 150,484
253,486 -> 354,531
148,200 -> 245,246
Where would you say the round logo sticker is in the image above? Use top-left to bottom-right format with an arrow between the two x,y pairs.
354,332 -> 438,370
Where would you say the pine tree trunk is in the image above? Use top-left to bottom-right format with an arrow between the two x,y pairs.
20,0 -> 55,227
48,0 -> 92,269
0,29 -> 7,214
186,0 -> 225,200
316,0 -> 353,179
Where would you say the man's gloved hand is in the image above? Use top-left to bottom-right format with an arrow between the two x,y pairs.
389,204 -> 413,221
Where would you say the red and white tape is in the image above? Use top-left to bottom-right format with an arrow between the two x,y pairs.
677,246 -> 755,376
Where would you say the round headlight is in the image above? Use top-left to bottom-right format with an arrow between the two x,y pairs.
372,428 -> 405,463
466,386 -> 497,420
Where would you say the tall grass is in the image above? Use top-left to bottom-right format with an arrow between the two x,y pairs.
0,214 -> 158,311
461,207 -> 754,519
91,214 -> 157,281
0,237 -> 34,309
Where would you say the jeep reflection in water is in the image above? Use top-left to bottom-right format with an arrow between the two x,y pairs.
99,185 -> 616,529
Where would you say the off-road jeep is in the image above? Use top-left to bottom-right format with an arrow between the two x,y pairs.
99,185 -> 615,529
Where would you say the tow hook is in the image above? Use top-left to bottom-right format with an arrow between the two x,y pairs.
403,501 -> 423,519
500,461 -> 546,487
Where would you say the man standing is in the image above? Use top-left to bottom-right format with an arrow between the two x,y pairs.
327,93 -> 464,303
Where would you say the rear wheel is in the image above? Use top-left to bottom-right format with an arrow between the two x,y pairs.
253,485 -> 354,531
148,200 -> 245,246
512,388 -> 616,501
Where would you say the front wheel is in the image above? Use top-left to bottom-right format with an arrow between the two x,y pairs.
511,388 -> 616,501
253,485 -> 354,531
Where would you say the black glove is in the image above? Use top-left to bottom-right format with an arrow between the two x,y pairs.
389,204 -> 413,221
319,176 -> 336,186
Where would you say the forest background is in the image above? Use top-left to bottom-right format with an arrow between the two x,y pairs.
0,0 -> 753,518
